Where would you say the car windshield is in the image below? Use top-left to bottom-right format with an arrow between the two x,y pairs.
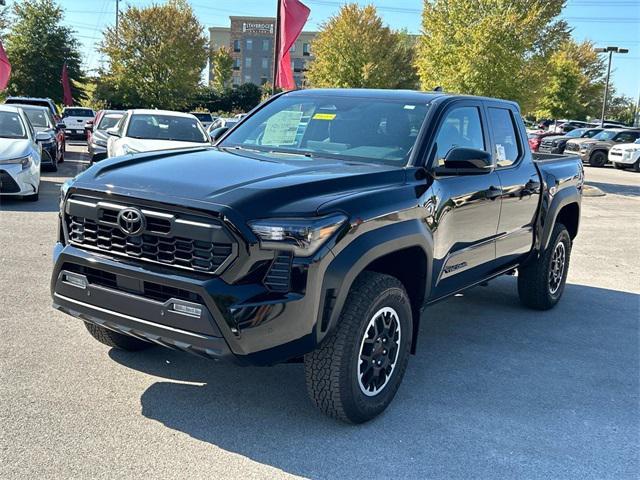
0,112 -> 27,139
566,128 -> 586,138
98,114 -> 124,130
23,108 -> 52,128
593,130 -> 618,141
584,129 -> 601,138
126,114 -> 209,142
220,95 -> 429,166
191,113 -> 212,122
63,108 -> 94,117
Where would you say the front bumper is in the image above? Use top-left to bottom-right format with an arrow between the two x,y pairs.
0,165 -> 39,196
41,143 -> 58,166
538,144 -> 562,154
51,243 -> 327,366
89,143 -> 107,162
609,151 -> 639,165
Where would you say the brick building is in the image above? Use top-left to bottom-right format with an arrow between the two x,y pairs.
209,16 -> 317,88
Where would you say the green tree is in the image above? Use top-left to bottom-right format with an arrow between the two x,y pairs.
97,0 -> 207,109
306,4 -> 418,89
606,94 -> 635,125
210,46 -> 233,92
4,0 -> 86,104
416,0 -> 568,109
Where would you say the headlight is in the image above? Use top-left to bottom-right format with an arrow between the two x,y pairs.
249,214 -> 348,257
93,137 -> 108,147
122,144 -> 139,154
0,155 -> 32,170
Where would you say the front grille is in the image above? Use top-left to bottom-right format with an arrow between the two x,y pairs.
64,196 -> 236,275
264,252 -> 293,292
565,143 -> 579,152
610,150 -> 622,156
0,171 -> 20,193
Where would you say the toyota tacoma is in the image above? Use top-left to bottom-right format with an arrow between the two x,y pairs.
52,89 -> 583,423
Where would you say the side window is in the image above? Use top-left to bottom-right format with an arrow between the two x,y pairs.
488,107 -> 521,168
615,132 -> 639,143
433,106 -> 485,165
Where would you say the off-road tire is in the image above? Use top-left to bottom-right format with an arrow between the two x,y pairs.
518,223 -> 572,310
633,160 -> 640,173
84,322 -> 153,351
304,271 -> 412,423
588,150 -> 607,167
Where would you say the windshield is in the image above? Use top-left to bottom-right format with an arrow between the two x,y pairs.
220,95 -> 429,166
23,108 -> 52,128
98,114 -> 124,130
191,112 -> 212,122
593,130 -> 618,141
126,114 -> 209,142
0,112 -> 27,139
566,128 -> 586,138
583,129 -> 602,138
63,108 -> 94,118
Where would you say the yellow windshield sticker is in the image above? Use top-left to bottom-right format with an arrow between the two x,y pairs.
313,113 -> 336,120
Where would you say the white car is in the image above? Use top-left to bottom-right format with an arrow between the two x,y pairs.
609,139 -> 640,172
0,105 -> 48,201
189,111 -> 214,130
61,107 -> 95,139
106,109 -> 211,158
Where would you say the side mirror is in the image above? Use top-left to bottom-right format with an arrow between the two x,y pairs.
106,127 -> 120,137
35,132 -> 52,142
56,123 -> 66,130
210,127 -> 229,143
433,147 -> 493,175
85,120 -> 94,130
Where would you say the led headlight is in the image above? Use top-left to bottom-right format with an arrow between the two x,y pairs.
0,155 -> 32,170
249,214 -> 348,257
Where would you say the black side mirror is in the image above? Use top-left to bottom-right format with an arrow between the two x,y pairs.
210,127 -> 229,143
433,147 -> 493,175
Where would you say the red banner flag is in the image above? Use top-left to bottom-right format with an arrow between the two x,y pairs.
275,0 -> 310,90
61,62 -> 73,106
0,40 -> 11,91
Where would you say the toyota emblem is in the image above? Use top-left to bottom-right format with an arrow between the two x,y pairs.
117,208 -> 146,236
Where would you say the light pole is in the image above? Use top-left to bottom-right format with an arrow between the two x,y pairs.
595,46 -> 629,126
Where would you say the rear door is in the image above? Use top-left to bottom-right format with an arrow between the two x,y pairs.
487,103 -> 541,264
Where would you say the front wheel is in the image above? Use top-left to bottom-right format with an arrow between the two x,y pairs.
518,223 -> 572,310
633,160 -> 640,173
613,162 -> 626,170
588,151 -> 607,167
304,271 -> 412,423
85,322 -> 153,351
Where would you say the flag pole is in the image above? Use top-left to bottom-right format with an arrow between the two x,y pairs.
272,0 -> 281,95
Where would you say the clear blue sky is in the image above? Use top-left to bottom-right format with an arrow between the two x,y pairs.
51,0 -> 640,99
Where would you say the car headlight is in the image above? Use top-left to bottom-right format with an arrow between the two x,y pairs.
249,214 -> 348,257
93,137 -> 108,147
0,155 -> 32,170
122,144 -> 139,154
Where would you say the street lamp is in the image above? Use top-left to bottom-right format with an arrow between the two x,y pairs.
595,46 -> 629,126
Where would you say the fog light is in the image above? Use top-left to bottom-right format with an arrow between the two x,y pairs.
63,272 -> 87,289
172,302 -> 202,317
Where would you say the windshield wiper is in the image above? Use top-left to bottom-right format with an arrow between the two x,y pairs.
267,149 -> 314,158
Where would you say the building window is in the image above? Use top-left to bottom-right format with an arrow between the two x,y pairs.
233,58 -> 240,70
303,43 -> 310,56
290,43 -> 296,53
233,39 -> 241,52
262,39 -> 269,51
261,57 -> 269,69
245,57 -> 252,68
244,75 -> 251,83
246,39 -> 253,50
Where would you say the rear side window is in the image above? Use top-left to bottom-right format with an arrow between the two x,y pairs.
432,106 -> 485,166
488,107 -> 521,168
615,131 -> 640,143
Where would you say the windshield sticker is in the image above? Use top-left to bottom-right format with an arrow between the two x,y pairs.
496,144 -> 506,162
262,110 -> 303,145
312,113 -> 336,121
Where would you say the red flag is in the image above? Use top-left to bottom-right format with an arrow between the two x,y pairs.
0,40 -> 11,91
275,0 -> 310,90
61,62 -> 73,106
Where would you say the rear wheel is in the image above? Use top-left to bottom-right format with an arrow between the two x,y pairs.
518,223 -> 572,310
304,271 -> 412,423
84,322 -> 153,351
588,150 -> 607,167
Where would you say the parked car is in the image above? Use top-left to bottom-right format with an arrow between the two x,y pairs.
550,120 -> 590,134
53,89 -> 583,423
208,117 -> 239,131
61,107 -> 95,139
106,109 -> 211,157
567,128 -> 640,167
609,138 -> 640,172
207,119 -> 239,141
538,127 -> 603,154
13,104 -> 66,170
527,131 -> 558,152
0,105 -> 47,201
189,111 -> 214,130
87,110 -> 125,163
4,96 -> 61,122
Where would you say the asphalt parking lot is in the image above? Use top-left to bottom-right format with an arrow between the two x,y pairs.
1,143 -> 638,479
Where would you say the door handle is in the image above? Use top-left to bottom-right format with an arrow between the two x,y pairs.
486,186 -> 502,200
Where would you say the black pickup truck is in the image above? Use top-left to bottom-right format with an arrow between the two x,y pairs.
51,89 -> 583,423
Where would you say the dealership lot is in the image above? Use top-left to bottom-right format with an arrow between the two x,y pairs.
1,143 -> 638,479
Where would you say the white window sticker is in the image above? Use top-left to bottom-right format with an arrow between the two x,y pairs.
262,110 -> 303,146
496,144 -> 506,162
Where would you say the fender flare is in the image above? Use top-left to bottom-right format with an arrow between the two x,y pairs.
538,186 -> 581,252
316,220 -> 433,347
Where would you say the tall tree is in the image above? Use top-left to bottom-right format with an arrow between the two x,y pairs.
306,4 -> 418,89
97,0 -> 207,109
416,0 -> 568,110
4,0 -> 85,103
209,46 -> 233,92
